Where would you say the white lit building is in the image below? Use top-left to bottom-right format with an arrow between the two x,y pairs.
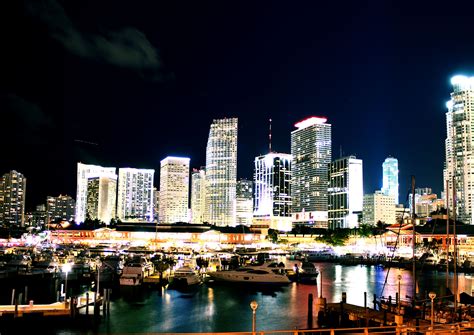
191,168 -> 206,224
117,168 -> 154,222
328,156 -> 363,229
236,179 -> 253,226
362,191 -> 396,226
381,156 -> 399,204
444,75 -> 474,225
159,157 -> 190,224
204,118 -> 238,226
291,116 -> 331,228
46,194 -> 75,223
0,170 -> 26,226
253,153 -> 292,231
86,176 -> 117,224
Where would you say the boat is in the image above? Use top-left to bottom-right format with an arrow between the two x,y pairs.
207,263 -> 291,285
120,257 -> 154,286
168,266 -> 202,290
297,261 -> 319,284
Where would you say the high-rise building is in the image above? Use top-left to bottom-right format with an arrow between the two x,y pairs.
46,194 -> 75,223
159,157 -> 190,224
86,176 -> 117,224
291,116 -> 331,228
117,168 -> 154,222
328,156 -> 363,229
444,75 -> 474,225
153,187 -> 159,222
381,156 -> 399,204
253,153 -> 292,231
0,170 -> 26,226
362,191 -> 396,226
75,163 -> 116,224
191,168 -> 206,224
236,179 -> 253,226
204,118 -> 238,226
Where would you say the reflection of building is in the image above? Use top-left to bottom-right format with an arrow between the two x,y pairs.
86,176 -> 117,224
47,194 -> 75,223
362,191 -> 396,225
117,168 -> 154,222
253,153 -> 292,231
205,118 -> 238,226
191,168 -> 206,224
381,156 -> 399,204
291,117 -> 331,228
0,170 -> 27,226
159,157 -> 190,224
444,75 -> 474,225
328,156 -> 363,229
236,179 -> 253,226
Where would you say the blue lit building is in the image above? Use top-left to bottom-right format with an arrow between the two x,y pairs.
381,156 -> 399,205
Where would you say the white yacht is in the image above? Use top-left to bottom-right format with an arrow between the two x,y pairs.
119,257 -> 154,286
208,264 -> 291,285
169,266 -> 202,289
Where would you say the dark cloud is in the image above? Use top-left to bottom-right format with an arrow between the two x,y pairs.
25,0 -> 163,81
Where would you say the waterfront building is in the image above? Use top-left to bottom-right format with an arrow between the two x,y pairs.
204,118 -> 238,226
236,179 -> 253,226
86,176 -> 117,224
46,194 -> 75,223
191,168 -> 206,224
381,156 -> 399,204
75,163 -> 116,224
444,75 -> 474,225
0,170 -> 26,226
253,153 -> 292,231
159,157 -> 190,224
328,156 -> 363,229
362,191 -> 396,226
291,116 -> 331,228
117,168 -> 154,222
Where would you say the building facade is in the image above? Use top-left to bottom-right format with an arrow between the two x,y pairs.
381,156 -> 399,204
362,191 -> 396,226
46,194 -> 75,223
117,168 -> 154,222
291,117 -> 331,228
204,118 -> 238,226
444,75 -> 474,225
191,168 -> 206,224
328,156 -> 363,229
159,157 -> 190,224
236,179 -> 253,226
86,176 -> 117,224
0,170 -> 26,226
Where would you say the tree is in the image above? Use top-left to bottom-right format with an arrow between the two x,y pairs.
267,228 -> 279,243
316,228 -> 351,246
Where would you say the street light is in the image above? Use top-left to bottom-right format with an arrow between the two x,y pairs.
429,291 -> 437,331
62,263 -> 72,306
397,274 -> 402,314
250,300 -> 259,335
96,258 -> 102,297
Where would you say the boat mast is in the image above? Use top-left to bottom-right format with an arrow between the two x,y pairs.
411,175 -> 416,303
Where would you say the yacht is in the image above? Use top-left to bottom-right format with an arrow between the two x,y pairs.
208,264 -> 291,285
120,257 -> 154,286
168,266 -> 202,289
298,261 -> 319,284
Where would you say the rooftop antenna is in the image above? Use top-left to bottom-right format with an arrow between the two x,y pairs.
269,118 -> 272,153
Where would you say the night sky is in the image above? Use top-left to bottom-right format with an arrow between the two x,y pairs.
2,0 -> 474,210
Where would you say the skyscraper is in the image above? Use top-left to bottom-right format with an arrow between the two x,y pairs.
291,116 -> 331,228
444,75 -> 474,224
75,163 -> 116,224
381,157 -> 399,205
253,153 -> 292,231
0,170 -> 26,226
205,118 -> 238,226
191,168 -> 206,224
362,191 -> 396,226
159,157 -> 190,224
86,176 -> 117,224
328,156 -> 363,229
117,168 -> 154,222
236,179 -> 253,226
46,194 -> 75,223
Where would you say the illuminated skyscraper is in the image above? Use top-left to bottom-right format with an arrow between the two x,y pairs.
86,176 -> 117,224
117,168 -> 154,222
191,168 -> 206,223
0,170 -> 26,226
159,157 -> 190,223
75,163 -> 116,224
444,75 -> 474,224
291,117 -> 331,228
362,191 -> 395,225
205,118 -> 238,226
253,153 -> 292,231
236,179 -> 253,226
328,156 -> 363,229
381,157 -> 399,204
47,194 -> 75,223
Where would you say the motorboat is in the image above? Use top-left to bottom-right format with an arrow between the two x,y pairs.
168,266 -> 202,289
297,261 -> 319,284
208,264 -> 291,285
120,256 -> 154,286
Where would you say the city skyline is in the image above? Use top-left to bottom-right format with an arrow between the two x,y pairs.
3,1 -> 474,209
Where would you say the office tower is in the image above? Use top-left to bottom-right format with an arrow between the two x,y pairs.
328,156 -> 363,229
204,118 -> 238,226
117,168 -> 154,222
236,179 -> 253,226
191,168 -> 206,224
153,187 -> 159,222
28,204 -> 47,226
291,116 -> 331,228
362,191 -> 396,226
381,156 -> 399,204
46,194 -> 75,223
75,163 -> 116,224
86,176 -> 117,224
444,75 -> 474,224
253,153 -> 292,231
0,170 -> 26,226
159,157 -> 190,224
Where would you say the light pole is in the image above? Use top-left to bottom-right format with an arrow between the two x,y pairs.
250,300 -> 259,335
429,291 -> 436,331
62,263 -> 72,306
397,274 -> 402,314
96,258 -> 102,297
